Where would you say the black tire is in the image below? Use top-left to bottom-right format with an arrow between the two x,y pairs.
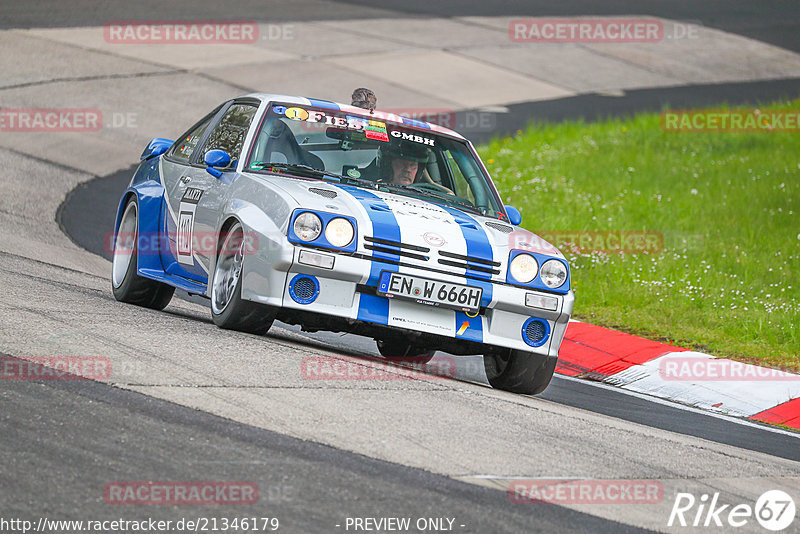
376,339 -> 436,364
211,222 -> 276,335
483,349 -> 557,395
111,199 -> 175,310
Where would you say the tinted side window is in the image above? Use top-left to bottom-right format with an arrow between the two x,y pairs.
170,115 -> 214,162
200,104 -> 258,164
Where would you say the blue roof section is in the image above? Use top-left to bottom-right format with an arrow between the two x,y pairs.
401,117 -> 431,129
307,98 -> 340,110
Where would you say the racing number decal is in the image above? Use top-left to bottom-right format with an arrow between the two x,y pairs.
177,187 -> 203,265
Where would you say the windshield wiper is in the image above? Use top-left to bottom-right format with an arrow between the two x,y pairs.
380,183 -> 483,215
249,162 -> 377,189
250,162 -> 328,178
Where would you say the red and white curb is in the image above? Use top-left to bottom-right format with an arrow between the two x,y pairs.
557,321 -> 800,430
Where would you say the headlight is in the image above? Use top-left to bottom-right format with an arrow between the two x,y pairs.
293,212 -> 322,242
540,259 -> 568,289
509,253 -> 538,284
325,218 -> 354,248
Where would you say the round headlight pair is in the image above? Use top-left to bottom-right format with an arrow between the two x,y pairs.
510,253 -> 568,289
293,213 -> 354,248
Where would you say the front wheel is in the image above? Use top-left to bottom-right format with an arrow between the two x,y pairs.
211,222 -> 276,335
376,339 -> 436,364
111,198 -> 174,310
483,349 -> 557,395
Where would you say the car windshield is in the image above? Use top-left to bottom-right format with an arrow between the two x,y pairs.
245,103 -> 504,218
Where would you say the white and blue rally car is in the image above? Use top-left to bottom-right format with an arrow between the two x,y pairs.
111,94 -> 574,394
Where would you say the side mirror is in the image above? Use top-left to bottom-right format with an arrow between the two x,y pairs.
505,205 -> 522,226
140,137 -> 173,161
204,149 -> 232,178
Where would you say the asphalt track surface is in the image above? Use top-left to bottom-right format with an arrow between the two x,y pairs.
3,376 -> 647,533
1,0 -> 798,54
59,165 -> 800,464
5,1 -> 800,533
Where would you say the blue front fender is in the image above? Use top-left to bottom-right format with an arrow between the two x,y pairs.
114,180 -> 166,276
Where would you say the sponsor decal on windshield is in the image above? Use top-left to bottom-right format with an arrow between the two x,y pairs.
272,105 -> 389,141
349,116 -> 389,142
390,130 -> 435,146
270,105 -> 437,144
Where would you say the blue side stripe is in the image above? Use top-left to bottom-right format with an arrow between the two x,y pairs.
439,206 -> 495,307
334,185 -> 400,324
308,98 -> 339,110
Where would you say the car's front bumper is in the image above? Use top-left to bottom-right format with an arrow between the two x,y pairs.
242,244 -> 573,355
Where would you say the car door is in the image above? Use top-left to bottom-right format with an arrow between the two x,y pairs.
173,102 -> 260,280
160,104 -> 226,282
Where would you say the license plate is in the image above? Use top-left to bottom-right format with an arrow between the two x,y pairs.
377,271 -> 482,314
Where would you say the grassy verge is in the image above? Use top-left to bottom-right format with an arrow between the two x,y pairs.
480,101 -> 799,370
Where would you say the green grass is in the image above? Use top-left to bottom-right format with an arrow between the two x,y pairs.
479,101 -> 800,370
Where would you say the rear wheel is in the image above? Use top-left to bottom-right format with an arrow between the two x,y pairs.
483,349 -> 557,395
211,222 -> 276,335
376,339 -> 436,364
111,199 -> 174,310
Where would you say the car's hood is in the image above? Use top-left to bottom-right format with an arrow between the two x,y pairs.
251,173 -> 565,278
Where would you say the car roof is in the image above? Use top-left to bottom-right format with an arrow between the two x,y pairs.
243,93 -> 468,141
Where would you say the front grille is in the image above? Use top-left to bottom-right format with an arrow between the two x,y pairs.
485,221 -> 513,233
437,250 -> 501,275
365,236 -> 429,252
438,250 -> 500,266
308,187 -> 337,198
437,259 -> 499,274
361,237 -> 503,278
364,236 -> 430,261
